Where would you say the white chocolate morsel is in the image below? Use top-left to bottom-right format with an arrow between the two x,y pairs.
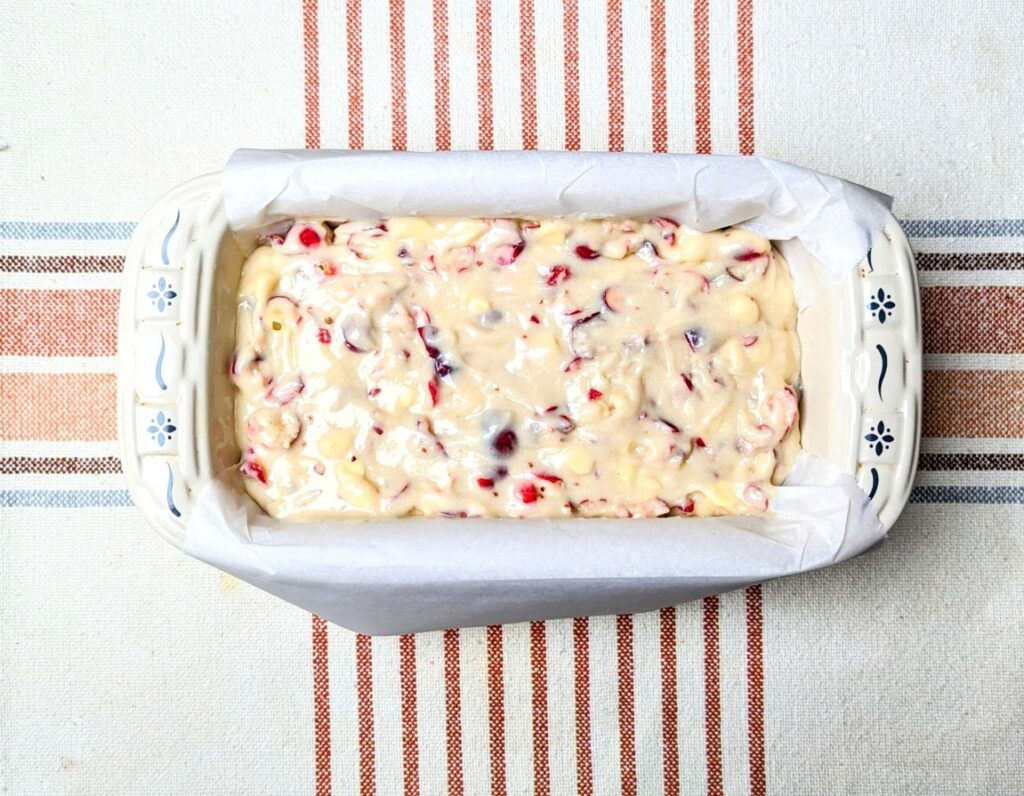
233,217 -> 800,520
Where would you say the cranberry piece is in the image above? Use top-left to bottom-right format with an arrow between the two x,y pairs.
529,314 -> 541,324
587,388 -> 603,401
546,264 -> 572,286
317,328 -> 332,344
534,472 -> 562,484
239,449 -> 268,485
434,357 -> 455,379
574,244 -> 600,260
694,437 -> 706,448
743,335 -> 758,347
477,477 -> 495,489
298,227 -> 321,247
656,417 -> 680,433
517,482 -> 539,504
428,380 -> 439,406
495,240 -> 526,265
680,373 -> 694,391
684,329 -> 704,352
417,324 -> 442,359
734,249 -> 765,262
679,497 -> 695,514
265,378 -> 304,405
492,429 -> 518,458
601,286 -> 627,312
555,414 -> 576,434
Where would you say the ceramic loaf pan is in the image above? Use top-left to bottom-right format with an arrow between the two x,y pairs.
118,173 -> 921,549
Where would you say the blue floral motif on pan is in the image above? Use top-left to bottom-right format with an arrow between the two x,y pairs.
155,333 -> 168,391
165,461 -> 182,518
866,248 -> 874,273
867,467 -> 880,499
865,420 -> 895,457
868,287 -> 895,323
147,276 -> 177,312
876,344 -> 888,400
147,411 -> 177,447
161,210 -> 180,266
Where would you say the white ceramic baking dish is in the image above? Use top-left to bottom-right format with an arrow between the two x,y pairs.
118,172 -> 921,549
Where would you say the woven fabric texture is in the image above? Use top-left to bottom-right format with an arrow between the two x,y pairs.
3,1 -> 1023,794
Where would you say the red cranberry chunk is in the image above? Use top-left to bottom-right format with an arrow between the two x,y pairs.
517,482 -> 539,504
298,227 -> 321,247
492,429 -> 519,458
546,264 -> 572,286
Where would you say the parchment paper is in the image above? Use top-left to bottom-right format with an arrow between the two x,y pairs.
188,150 -> 892,635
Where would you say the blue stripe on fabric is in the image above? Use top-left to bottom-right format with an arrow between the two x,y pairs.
2,487 -> 1023,508
909,486 -> 1024,505
1,218 -> 1021,241
0,489 -> 134,508
901,219 -> 1024,238
0,221 -> 136,240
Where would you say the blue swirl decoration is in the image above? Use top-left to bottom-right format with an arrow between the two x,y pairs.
876,344 -> 888,401
155,333 -> 168,391
867,467 -> 880,499
161,210 -> 180,266
165,461 -> 182,518
866,247 -> 874,273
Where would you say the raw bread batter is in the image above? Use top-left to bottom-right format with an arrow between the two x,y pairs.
232,216 -> 800,520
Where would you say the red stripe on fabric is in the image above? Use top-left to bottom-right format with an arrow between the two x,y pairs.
572,616 -> 593,795
616,614 -> 637,796
389,0 -> 407,151
660,607 -> 680,796
1,289 -> 117,357
0,255 -> 123,273
702,596 -> 723,796
519,0 -> 538,150
530,621 -> 551,795
562,0 -> 581,151
433,0 -> 451,150
745,586 -> 767,795
346,0 -> 364,150
399,634 -> 419,795
693,0 -> 711,154
443,629 -> 465,795
302,0 -> 320,149
312,615 -> 332,796
476,0 -> 494,150
736,8 -> 767,790
606,0 -> 624,151
0,373 -> 116,441
737,0 -> 755,155
486,625 -> 507,796
650,0 -> 668,153
305,10 -> 329,791
0,456 -> 122,475
356,634 -> 376,796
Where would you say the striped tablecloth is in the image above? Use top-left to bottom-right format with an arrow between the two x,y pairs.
4,1 -> 1022,793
